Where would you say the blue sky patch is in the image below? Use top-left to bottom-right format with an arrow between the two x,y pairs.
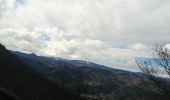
39,34 -> 51,41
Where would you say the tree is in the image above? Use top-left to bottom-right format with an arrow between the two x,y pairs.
74,75 -> 84,99
136,44 -> 170,98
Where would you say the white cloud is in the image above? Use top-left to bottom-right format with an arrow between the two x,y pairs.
0,0 -> 169,71
128,43 -> 149,51
165,44 -> 170,49
1,0 -> 169,44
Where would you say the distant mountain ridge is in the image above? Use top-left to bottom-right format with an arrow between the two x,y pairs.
12,51 -> 138,75
13,51 -> 108,68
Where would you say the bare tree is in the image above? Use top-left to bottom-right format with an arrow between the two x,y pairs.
136,44 -> 170,97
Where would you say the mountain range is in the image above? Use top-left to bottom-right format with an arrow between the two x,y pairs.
12,50 -> 159,99
0,44 -> 163,100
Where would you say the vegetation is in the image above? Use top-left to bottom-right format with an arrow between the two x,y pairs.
136,44 -> 170,99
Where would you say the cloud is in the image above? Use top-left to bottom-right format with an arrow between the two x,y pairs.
0,0 -> 169,71
1,0 -> 170,44
0,28 -> 152,71
165,44 -> 170,49
128,43 -> 149,51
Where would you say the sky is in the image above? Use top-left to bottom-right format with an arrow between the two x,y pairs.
0,0 -> 170,71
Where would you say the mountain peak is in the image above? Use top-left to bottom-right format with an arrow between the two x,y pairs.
30,53 -> 37,56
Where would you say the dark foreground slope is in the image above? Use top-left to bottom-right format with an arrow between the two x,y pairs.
0,44 -> 86,100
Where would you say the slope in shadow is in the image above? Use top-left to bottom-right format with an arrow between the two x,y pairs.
0,44 -> 86,100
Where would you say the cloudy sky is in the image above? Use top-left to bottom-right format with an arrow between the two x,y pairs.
0,0 -> 170,71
